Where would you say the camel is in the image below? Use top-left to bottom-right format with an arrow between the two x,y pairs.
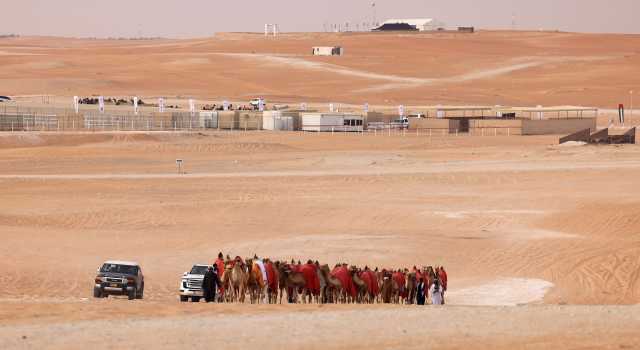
277,263 -> 306,303
245,258 -> 265,304
226,260 -> 247,303
265,259 -> 279,304
350,267 -> 368,303
276,261 -> 288,304
219,267 -> 230,302
319,264 -> 344,303
380,273 -> 394,304
316,262 -> 327,304
405,272 -> 417,305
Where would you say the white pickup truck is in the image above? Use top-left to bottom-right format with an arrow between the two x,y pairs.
179,264 -> 208,302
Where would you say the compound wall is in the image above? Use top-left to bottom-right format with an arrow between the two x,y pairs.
408,118 -> 459,133
522,118 -> 597,135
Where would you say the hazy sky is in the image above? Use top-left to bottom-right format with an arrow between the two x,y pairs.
2,0 -> 639,38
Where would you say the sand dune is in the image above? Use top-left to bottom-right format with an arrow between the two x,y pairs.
1,31 -> 639,106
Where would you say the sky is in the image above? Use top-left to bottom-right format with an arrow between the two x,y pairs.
1,0 -> 639,38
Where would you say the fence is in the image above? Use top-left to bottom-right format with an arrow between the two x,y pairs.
0,110 -> 208,132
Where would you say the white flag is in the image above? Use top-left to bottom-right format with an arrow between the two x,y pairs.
329,103 -> 334,112
73,96 -> 79,114
133,97 -> 139,115
300,103 -> 307,111
223,100 -> 229,111
98,96 -> 105,113
158,98 -> 165,113
258,98 -> 265,112
364,102 -> 369,113
189,99 -> 195,114
398,105 -> 405,117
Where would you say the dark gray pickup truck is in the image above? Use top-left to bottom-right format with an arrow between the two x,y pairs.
93,261 -> 144,300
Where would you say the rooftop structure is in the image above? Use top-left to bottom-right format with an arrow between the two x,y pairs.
374,18 -> 445,31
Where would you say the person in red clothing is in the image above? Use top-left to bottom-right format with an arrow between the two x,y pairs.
438,266 -> 448,304
214,252 -> 226,300
214,252 -> 225,276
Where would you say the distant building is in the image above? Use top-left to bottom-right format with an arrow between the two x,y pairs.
312,46 -> 344,56
301,113 -> 363,132
374,18 -> 445,32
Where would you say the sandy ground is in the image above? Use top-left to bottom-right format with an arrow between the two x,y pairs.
1,31 -> 639,107
0,131 -> 639,348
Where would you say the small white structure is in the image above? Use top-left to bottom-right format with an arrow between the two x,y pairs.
264,24 -> 279,37
312,46 -> 343,56
263,111 -> 294,131
377,18 -> 445,31
302,113 -> 363,132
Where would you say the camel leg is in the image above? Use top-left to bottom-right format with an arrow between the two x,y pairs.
262,285 -> 268,304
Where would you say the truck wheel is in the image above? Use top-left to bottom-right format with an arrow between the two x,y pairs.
136,284 -> 144,299
191,296 -> 201,302
180,296 -> 188,302
93,288 -> 102,298
128,288 -> 136,300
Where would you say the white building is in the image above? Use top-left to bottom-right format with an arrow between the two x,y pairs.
312,46 -> 344,56
301,113 -> 363,132
263,111 -> 294,131
376,18 -> 445,31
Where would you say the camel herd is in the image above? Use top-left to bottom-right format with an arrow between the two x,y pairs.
214,255 -> 448,305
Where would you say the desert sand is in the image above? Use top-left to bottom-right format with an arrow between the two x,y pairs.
1,30 -> 640,349
1,31 -> 639,107
0,131 -> 639,349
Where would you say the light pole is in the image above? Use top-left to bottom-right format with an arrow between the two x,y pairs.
630,90 -> 634,118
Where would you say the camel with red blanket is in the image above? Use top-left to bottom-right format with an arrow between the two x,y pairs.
298,261 -> 321,303
331,265 -> 357,303
350,266 -> 368,303
277,262 -> 307,303
359,268 -> 380,304
264,259 -> 279,304
319,264 -> 343,304
392,270 -> 407,304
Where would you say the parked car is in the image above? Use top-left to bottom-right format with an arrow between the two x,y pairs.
391,118 -> 410,129
93,261 -> 144,300
179,264 -> 209,302
0,96 -> 11,102
250,98 -> 265,110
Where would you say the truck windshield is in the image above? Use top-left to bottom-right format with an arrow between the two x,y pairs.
100,264 -> 138,275
190,265 -> 209,275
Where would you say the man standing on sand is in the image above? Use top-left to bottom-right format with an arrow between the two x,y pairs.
416,278 -> 426,305
202,266 -> 216,303
430,278 -> 443,305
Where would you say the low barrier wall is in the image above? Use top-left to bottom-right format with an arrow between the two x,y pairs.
522,118 -> 596,135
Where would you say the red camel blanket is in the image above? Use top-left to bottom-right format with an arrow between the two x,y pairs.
300,264 -> 320,295
359,270 -> 379,295
392,272 -> 407,298
331,266 -> 356,298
